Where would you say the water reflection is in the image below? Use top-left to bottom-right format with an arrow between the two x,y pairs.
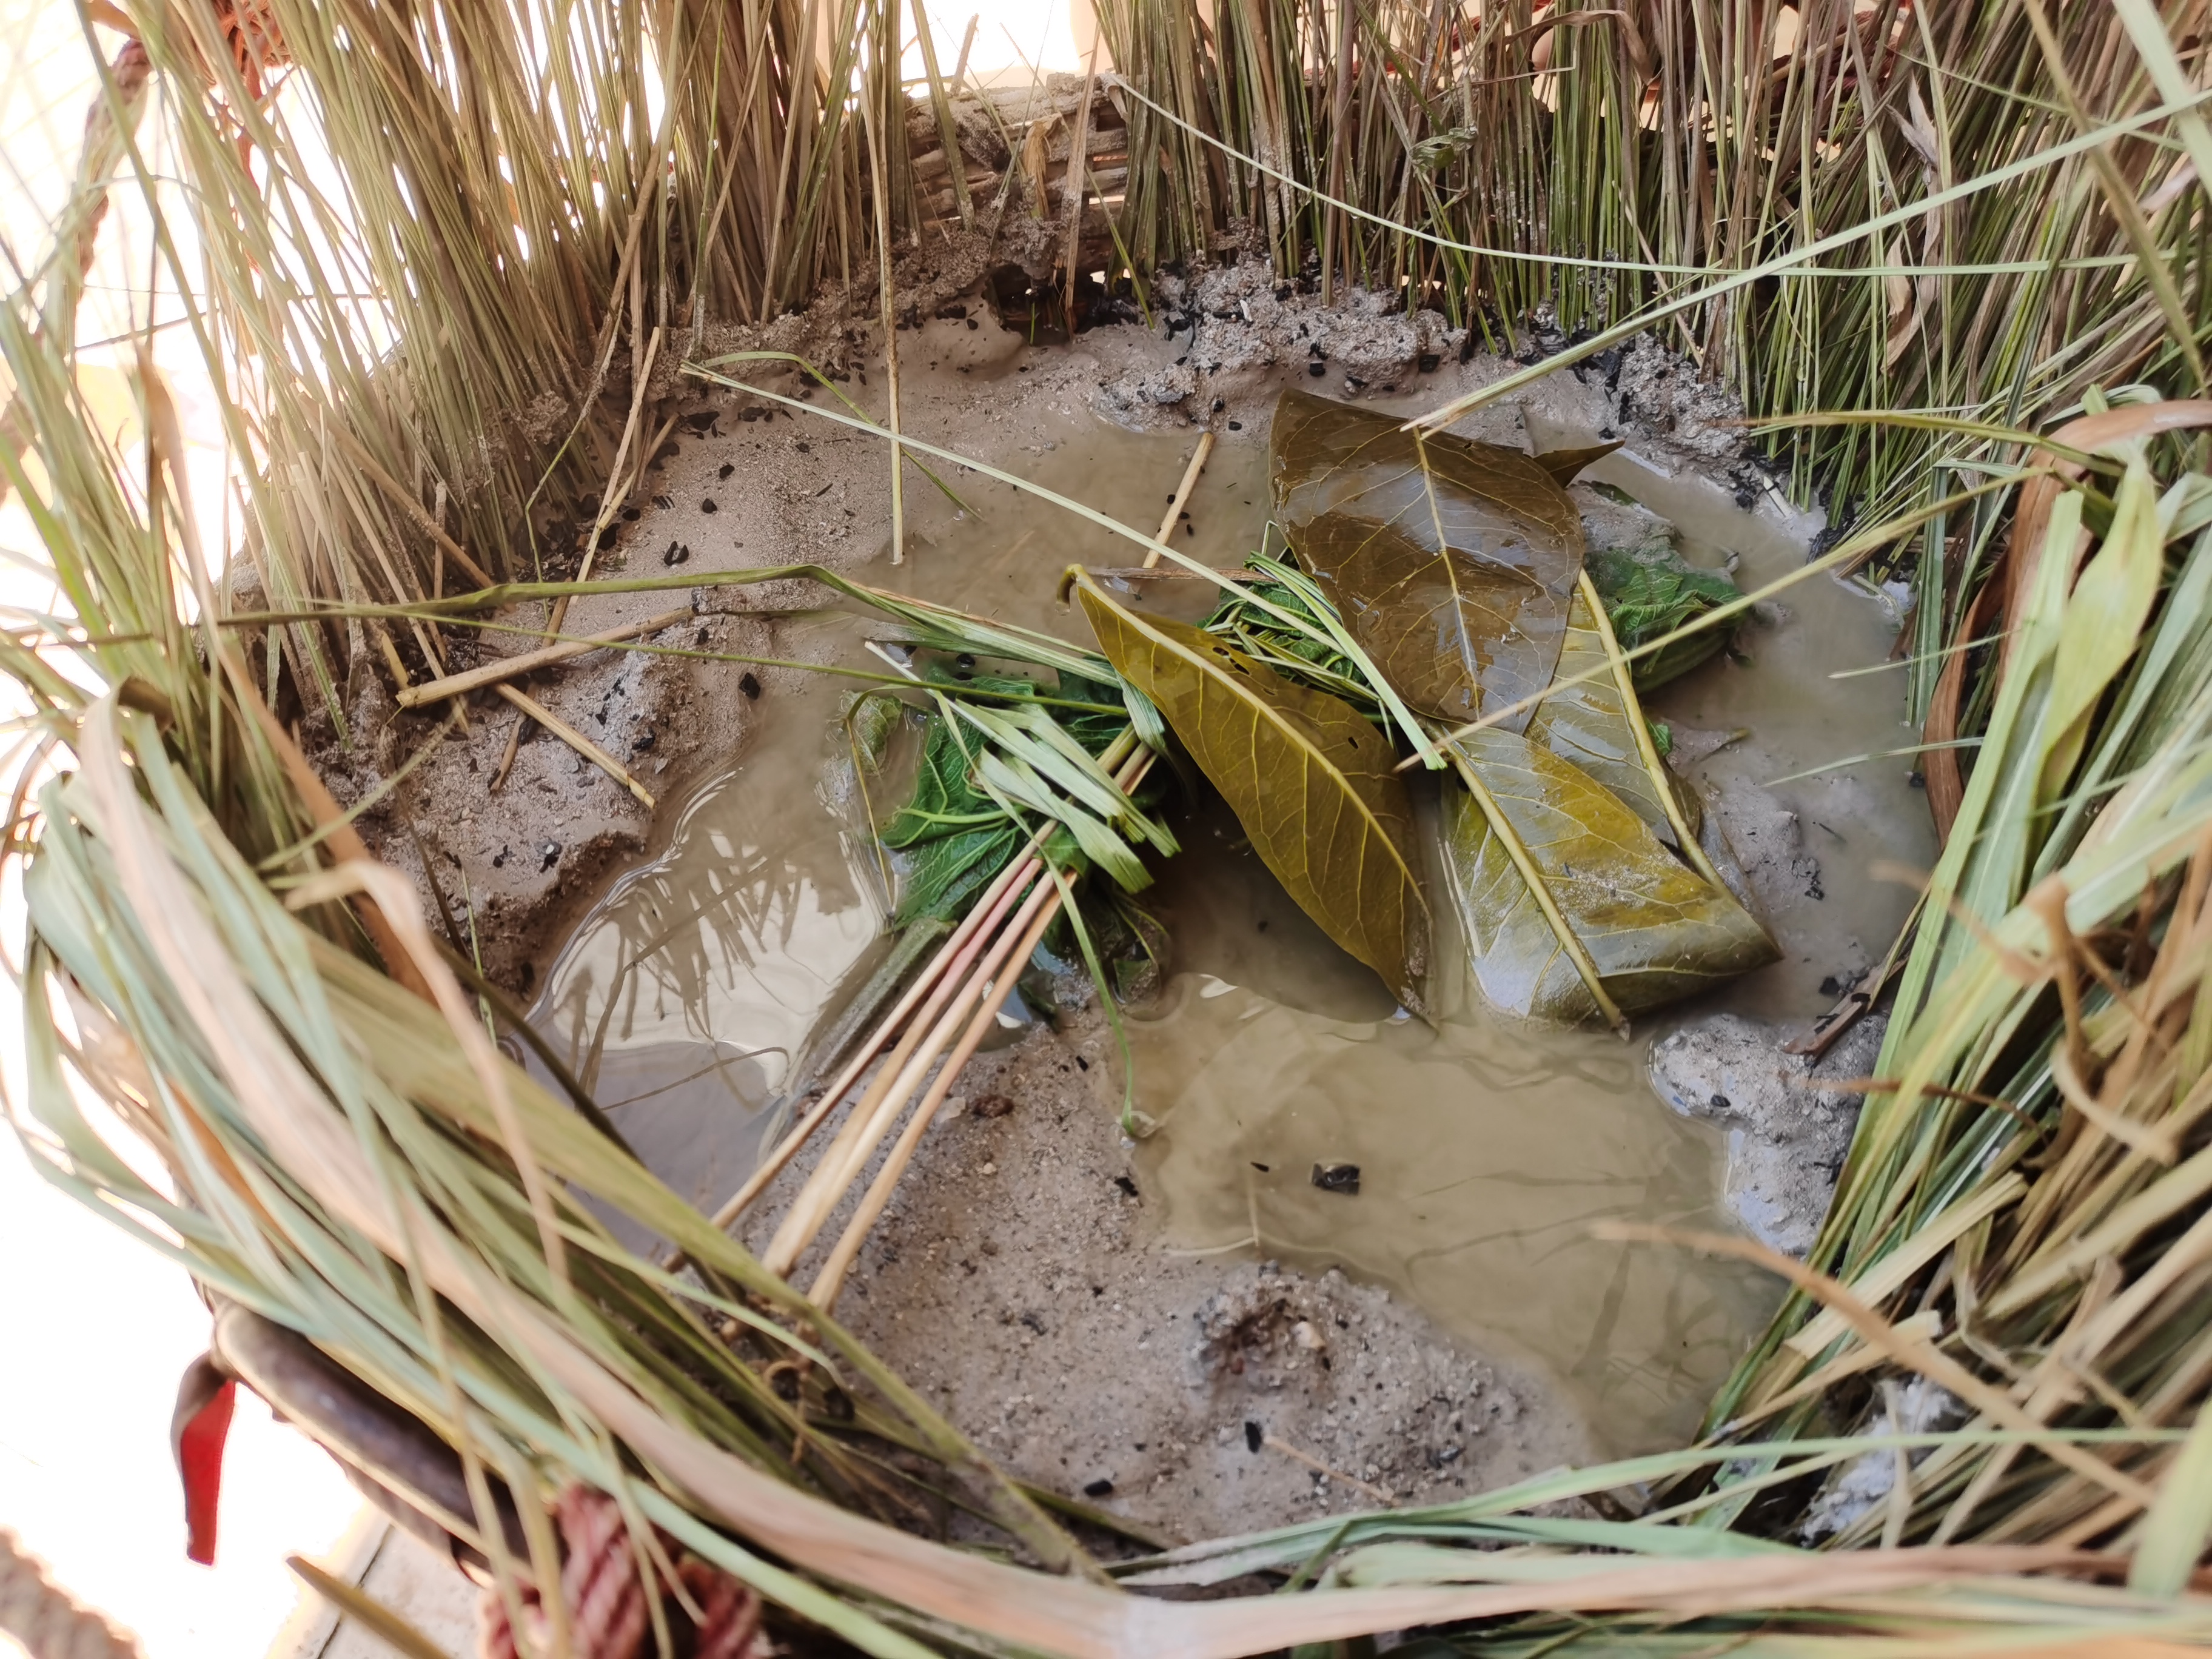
529,677 -> 885,1227
1130,791 -> 1778,1453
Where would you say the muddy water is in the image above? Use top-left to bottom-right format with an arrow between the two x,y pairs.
532,404 -> 1936,1453
1130,412 -> 1937,1452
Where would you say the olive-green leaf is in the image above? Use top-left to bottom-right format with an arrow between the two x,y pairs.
1270,389 -> 1586,732
1527,585 -> 1678,837
1441,729 -> 1777,1024
1071,569 -> 1428,1009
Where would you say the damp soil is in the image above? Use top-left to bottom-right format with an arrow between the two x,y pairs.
336,276 -> 1937,1545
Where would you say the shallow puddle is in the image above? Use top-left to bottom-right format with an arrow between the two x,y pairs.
532,398 -> 1936,1453
527,663 -> 888,1245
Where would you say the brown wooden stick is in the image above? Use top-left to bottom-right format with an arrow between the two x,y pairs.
1143,431 -> 1215,569
396,609 -> 689,708
492,684 -> 655,809
699,847 -> 1047,1239
808,892 -> 1062,1311
760,864 -> 1047,1276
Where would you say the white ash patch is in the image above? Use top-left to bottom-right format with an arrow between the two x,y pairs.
1647,1011 -> 1886,1256
1798,1377 -> 1966,1542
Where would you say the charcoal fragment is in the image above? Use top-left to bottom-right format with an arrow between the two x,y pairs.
1311,1161 -> 1360,1195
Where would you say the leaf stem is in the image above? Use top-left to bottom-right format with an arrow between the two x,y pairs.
1447,742 -> 1628,1038
1577,569 -> 1726,893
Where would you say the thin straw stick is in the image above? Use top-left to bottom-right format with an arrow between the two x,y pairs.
808,892 -> 1061,1311
759,865 -> 1045,1275
495,325 -> 668,786
785,743 -> 1155,1293
1063,38 -> 1102,329
1144,431 -> 1215,569
493,684 -> 655,809
692,848 -> 1047,1242
562,324 -> 666,630
693,722 -> 1145,1261
397,609 -> 690,708
768,874 -> 1057,1275
951,13 -> 978,92
859,36 -> 905,565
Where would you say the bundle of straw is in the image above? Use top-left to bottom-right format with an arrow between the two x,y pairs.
1683,409 -> 2212,1574
14,0 -> 2212,1651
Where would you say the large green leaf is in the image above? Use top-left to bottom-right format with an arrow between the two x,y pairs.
1071,570 -> 1429,1010
1441,730 -> 1777,1024
1270,389 -> 1586,731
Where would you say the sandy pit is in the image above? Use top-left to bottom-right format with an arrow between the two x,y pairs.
312,267 -> 1936,1547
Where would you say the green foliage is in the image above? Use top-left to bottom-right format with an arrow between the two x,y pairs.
1589,541 -> 1744,691
879,706 -> 1025,927
1689,421 -> 2212,1569
1204,560 -> 1388,714
1096,0 -> 2212,526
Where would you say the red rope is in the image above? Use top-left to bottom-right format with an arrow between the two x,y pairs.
476,1487 -> 763,1659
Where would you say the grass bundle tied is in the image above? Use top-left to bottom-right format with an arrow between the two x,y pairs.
14,0 -> 2212,1652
